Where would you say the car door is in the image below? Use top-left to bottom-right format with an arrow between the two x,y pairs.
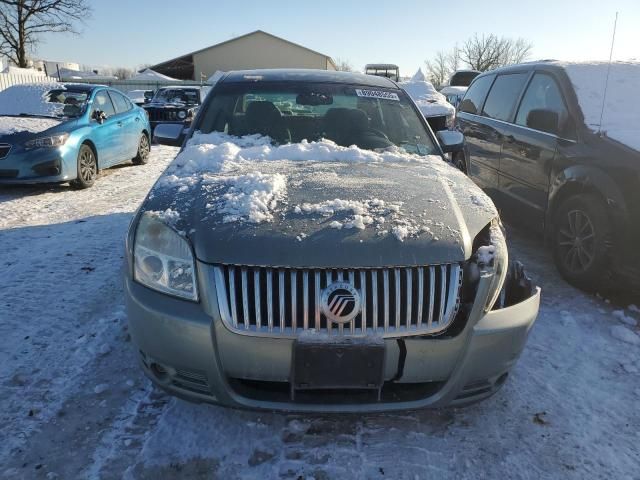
108,90 -> 140,160
89,90 -> 121,167
457,75 -> 501,192
499,72 -> 575,231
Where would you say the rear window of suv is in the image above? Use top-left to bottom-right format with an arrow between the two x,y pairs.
459,75 -> 494,115
481,73 -> 529,122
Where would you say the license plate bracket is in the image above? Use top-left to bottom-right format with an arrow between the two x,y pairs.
291,335 -> 386,400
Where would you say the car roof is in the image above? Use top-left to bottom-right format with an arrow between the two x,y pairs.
157,85 -> 203,90
474,61 -> 567,78
60,83 -> 103,92
220,69 -> 399,89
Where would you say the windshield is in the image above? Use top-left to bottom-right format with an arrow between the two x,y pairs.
0,85 -> 89,118
47,89 -> 89,118
152,88 -> 199,105
197,83 -> 437,156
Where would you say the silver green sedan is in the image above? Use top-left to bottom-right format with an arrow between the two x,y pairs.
124,69 -> 540,412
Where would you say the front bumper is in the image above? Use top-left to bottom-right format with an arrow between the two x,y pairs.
0,146 -> 75,184
125,261 -> 540,412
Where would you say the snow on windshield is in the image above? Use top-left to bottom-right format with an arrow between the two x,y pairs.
560,61 -> 640,151
0,83 -> 66,117
154,132 -> 496,242
400,80 -> 455,117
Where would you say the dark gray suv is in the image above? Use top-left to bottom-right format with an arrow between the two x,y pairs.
455,61 -> 640,292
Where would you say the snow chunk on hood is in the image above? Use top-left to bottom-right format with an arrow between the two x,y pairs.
0,116 -> 62,135
203,172 -> 286,223
400,80 -> 455,118
559,61 -> 640,151
0,83 -> 66,118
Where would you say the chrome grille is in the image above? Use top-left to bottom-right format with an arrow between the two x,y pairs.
0,144 -> 11,160
213,264 -> 462,338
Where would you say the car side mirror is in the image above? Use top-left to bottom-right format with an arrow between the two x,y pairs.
92,109 -> 106,124
436,130 -> 464,154
153,123 -> 186,147
526,109 -> 559,135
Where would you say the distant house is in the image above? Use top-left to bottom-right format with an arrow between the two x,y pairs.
149,30 -> 336,81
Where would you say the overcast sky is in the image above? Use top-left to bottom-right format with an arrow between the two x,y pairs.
35,0 -> 639,75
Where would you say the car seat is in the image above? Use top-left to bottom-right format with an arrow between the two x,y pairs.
245,101 -> 291,144
323,108 -> 369,147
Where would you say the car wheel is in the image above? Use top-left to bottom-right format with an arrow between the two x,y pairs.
452,151 -> 467,174
552,193 -> 613,291
133,134 -> 150,165
71,144 -> 97,189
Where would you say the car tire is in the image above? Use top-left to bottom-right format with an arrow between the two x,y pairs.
133,134 -> 150,165
71,144 -> 97,189
452,151 -> 467,173
552,193 -> 613,291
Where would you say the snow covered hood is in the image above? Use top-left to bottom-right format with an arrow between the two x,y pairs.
0,116 -> 62,136
400,81 -> 455,118
558,61 -> 640,151
142,133 -> 497,268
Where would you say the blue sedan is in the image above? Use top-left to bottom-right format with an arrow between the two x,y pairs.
0,83 -> 151,188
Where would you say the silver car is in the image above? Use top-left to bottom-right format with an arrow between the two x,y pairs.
124,69 -> 540,412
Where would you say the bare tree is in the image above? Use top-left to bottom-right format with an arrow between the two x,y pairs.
425,51 -> 450,88
460,33 -> 532,71
334,58 -> 353,72
113,67 -> 133,80
0,0 -> 91,68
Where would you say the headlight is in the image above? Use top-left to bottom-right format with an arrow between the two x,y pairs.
177,110 -> 187,120
133,213 -> 198,301
25,133 -> 69,150
479,219 -> 508,311
445,113 -> 455,130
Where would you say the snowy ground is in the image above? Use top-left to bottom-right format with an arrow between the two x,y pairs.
1,146 -> 638,479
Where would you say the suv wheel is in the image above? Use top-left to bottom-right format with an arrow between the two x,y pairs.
552,193 -> 613,291
71,144 -> 97,189
133,134 -> 150,165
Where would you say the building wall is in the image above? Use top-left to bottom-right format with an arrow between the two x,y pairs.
192,31 -> 334,80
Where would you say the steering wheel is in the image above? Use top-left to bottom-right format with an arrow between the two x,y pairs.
364,127 -> 390,140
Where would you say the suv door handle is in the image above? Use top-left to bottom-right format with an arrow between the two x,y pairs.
117,121 -> 123,127
505,135 -> 516,143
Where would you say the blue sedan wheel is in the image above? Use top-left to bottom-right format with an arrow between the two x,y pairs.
133,134 -> 150,165
71,144 -> 97,189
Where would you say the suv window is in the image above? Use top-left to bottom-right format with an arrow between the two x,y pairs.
92,90 -> 116,118
109,91 -> 132,114
515,73 -> 570,136
459,75 -> 494,115
482,73 -> 528,122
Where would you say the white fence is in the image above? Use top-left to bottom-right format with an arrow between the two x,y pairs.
0,74 -> 208,94
0,73 -> 58,91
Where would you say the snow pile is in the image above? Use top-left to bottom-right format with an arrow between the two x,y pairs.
410,68 -> 426,82
0,83 -> 65,117
130,68 -> 176,81
296,198 -> 402,231
400,80 -> 455,118
148,208 -> 181,227
610,325 -> 640,345
440,85 -> 468,95
0,116 -> 61,135
204,172 -> 286,223
559,61 -> 640,151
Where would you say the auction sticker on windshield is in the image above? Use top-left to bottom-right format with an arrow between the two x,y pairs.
355,89 -> 400,101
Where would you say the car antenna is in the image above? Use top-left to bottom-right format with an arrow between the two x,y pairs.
598,11 -> 619,135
